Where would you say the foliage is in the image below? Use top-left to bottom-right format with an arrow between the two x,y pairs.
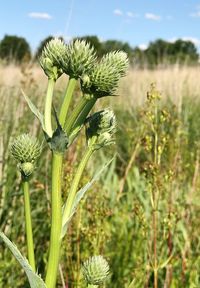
0,35 -> 31,63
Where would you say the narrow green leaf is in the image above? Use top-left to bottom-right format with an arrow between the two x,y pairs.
21,90 -> 45,132
61,157 -> 114,238
0,232 -> 46,288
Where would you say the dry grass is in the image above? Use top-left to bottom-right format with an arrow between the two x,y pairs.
1,64 -> 200,111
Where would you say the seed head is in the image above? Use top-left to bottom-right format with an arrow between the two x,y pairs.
81,51 -> 129,97
62,40 -> 96,78
39,38 -> 67,80
10,134 -> 41,177
86,109 -> 116,150
82,255 -> 110,285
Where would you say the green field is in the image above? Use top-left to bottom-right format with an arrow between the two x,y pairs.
1,63 -> 200,287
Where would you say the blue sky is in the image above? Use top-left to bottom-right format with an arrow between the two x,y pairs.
1,0 -> 200,52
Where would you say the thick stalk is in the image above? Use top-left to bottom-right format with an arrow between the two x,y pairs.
62,147 -> 93,228
59,78 -> 77,127
22,179 -> 36,272
45,153 -> 63,288
65,96 -> 96,135
45,78 -> 55,137
71,98 -> 96,133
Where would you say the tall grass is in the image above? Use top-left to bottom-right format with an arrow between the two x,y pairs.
1,64 -> 200,287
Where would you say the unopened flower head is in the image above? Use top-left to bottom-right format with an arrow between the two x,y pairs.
82,255 -> 110,285
81,51 -> 129,97
39,38 -> 67,80
86,109 -> 116,150
10,134 -> 41,177
62,40 -> 96,79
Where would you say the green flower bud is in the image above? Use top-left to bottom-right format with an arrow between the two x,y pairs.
18,162 -> 35,178
86,109 -> 116,150
81,51 -> 129,97
10,134 -> 41,177
62,40 -> 96,78
82,255 -> 110,285
39,38 -> 67,80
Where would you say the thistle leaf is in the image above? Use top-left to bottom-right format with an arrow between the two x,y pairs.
0,232 -> 46,288
61,157 -> 114,238
21,90 -> 45,132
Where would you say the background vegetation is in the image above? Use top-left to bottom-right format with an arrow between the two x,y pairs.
1,36 -> 200,287
0,34 -> 199,67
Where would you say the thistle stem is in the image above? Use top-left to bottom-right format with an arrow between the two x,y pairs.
62,147 -> 93,231
65,96 -> 96,135
59,78 -> 77,127
45,78 -> 55,137
45,153 -> 63,288
22,179 -> 36,272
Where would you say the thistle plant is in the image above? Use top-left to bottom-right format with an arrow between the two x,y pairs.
0,37 -> 129,288
82,255 -> 110,287
10,134 -> 41,271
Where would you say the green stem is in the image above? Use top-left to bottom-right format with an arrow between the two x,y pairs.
22,179 -> 36,272
45,153 -> 63,288
45,78 -> 55,137
62,147 -> 93,229
65,96 -> 96,135
88,285 -> 98,288
59,78 -> 77,127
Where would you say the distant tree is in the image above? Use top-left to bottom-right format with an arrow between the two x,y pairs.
101,40 -> 134,59
0,35 -> 31,63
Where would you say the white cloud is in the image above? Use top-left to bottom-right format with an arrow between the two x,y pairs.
126,11 -> 138,18
145,13 -> 161,21
190,11 -> 200,17
28,12 -> 52,20
113,9 -> 123,16
138,44 -> 148,50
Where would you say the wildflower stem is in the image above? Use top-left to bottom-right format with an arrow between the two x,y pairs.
59,77 -> 77,127
45,152 -> 63,288
64,95 -> 96,135
62,146 -> 93,230
22,179 -> 36,272
45,78 -> 55,137
87,285 -> 98,288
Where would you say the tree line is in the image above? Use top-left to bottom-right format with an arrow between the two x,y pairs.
0,34 -> 199,67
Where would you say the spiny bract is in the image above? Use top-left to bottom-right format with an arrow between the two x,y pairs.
81,51 -> 129,97
82,255 -> 110,285
39,38 -> 67,80
10,134 -> 41,163
62,39 -> 96,78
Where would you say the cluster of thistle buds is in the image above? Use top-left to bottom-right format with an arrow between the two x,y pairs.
82,255 -> 110,286
10,134 -> 41,178
40,38 -> 129,98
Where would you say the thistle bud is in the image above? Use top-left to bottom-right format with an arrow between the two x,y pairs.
62,40 -> 96,78
82,255 -> 110,285
10,134 -> 41,177
81,51 -> 129,97
39,38 -> 67,80
86,109 -> 116,150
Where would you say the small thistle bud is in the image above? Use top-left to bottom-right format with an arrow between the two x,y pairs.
86,109 -> 116,150
81,51 -> 129,97
82,255 -> 110,285
10,134 -> 41,177
18,162 -> 35,178
62,40 -> 96,78
39,38 -> 67,80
